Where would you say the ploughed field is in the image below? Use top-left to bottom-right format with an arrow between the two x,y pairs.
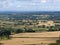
0,31 -> 60,45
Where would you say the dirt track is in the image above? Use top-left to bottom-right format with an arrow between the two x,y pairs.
0,31 -> 60,45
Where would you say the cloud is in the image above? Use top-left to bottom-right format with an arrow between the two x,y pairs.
41,0 -> 47,3
17,0 -> 28,1
0,0 -> 60,11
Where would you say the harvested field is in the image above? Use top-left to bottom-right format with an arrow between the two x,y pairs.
0,31 -> 60,45
11,31 -> 60,37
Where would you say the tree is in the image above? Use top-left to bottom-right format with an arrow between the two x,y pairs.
42,25 -> 45,28
49,28 -> 55,31
2,30 -> 11,39
0,29 -> 11,40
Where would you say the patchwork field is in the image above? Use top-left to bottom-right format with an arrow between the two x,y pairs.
0,31 -> 60,45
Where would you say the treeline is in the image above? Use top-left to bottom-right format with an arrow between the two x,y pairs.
0,27 -> 60,40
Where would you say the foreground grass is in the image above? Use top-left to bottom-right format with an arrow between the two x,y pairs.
0,36 -> 11,41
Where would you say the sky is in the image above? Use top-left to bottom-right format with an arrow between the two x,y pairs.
0,0 -> 60,11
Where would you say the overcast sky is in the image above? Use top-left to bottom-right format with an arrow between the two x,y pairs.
0,0 -> 60,11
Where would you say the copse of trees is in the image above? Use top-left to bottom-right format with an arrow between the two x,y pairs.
0,28 -> 25,40
48,28 -> 60,31
0,29 -> 11,40
0,26 -> 60,40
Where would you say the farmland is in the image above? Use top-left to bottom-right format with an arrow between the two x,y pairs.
0,31 -> 60,45
0,11 -> 60,45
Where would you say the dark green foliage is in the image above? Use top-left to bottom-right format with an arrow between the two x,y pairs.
15,29 -> 23,33
49,28 -> 56,31
0,29 -> 11,40
48,27 -> 60,31
42,25 -> 46,28
25,28 -> 35,32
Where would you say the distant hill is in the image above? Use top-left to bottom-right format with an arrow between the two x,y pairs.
0,11 -> 60,15
0,11 -> 60,20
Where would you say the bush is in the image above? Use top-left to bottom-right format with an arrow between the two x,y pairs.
25,29 -> 35,32
49,28 -> 55,31
15,29 -> 23,33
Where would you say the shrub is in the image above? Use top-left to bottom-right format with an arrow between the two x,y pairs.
15,29 -> 23,33
25,29 -> 35,32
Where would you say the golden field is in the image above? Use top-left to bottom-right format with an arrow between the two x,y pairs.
0,31 -> 60,45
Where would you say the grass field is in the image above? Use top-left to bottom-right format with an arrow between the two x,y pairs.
0,31 -> 60,45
